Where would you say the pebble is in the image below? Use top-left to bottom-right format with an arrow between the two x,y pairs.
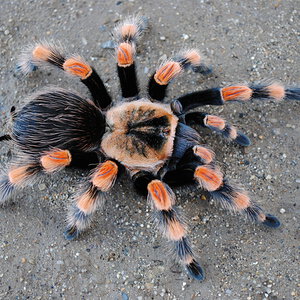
160,36 -> 166,41
225,289 -> 232,295
182,33 -> 189,40
4,30 -> 9,35
279,208 -> 286,214
121,292 -> 129,300
82,37 -> 87,45
101,40 -> 117,49
38,183 -> 46,191
296,178 -> 300,183
272,128 -> 280,135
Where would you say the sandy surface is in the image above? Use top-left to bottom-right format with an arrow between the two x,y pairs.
0,0 -> 299,299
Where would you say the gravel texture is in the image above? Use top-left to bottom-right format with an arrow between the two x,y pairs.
0,0 -> 299,299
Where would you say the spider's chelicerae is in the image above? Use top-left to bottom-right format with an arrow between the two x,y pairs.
0,17 -> 299,281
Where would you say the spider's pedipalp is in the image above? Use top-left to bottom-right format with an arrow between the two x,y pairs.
185,112 -> 251,146
65,160 -> 118,240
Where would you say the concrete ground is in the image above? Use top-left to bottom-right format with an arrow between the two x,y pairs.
0,0 -> 299,299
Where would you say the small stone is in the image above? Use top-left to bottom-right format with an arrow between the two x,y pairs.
101,40 -> 117,49
192,215 -> 200,221
144,67 -> 149,74
265,175 -> 272,180
56,260 -> 64,265
265,287 -> 272,294
225,289 -> 232,295
182,33 -> 189,40
200,194 -> 207,201
258,135 -> 264,140
4,30 -> 9,35
202,216 -> 210,223
145,282 -> 154,289
160,36 -> 166,41
121,292 -> 129,300
21,258 -> 26,263
279,208 -> 286,214
296,178 -> 300,183
82,37 -> 87,45
272,128 -> 280,135
38,183 -> 46,191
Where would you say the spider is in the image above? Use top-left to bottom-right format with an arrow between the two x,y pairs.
0,17 -> 299,281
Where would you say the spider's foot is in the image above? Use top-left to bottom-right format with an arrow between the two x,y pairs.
235,131 -> 251,147
192,63 -> 213,76
16,62 -> 38,73
262,214 -> 281,228
64,225 -> 80,241
186,259 -> 205,281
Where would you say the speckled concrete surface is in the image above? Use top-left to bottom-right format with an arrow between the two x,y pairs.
0,0 -> 299,299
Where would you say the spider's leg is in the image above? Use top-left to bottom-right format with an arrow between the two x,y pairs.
164,145 -> 280,228
64,160 -> 118,240
171,83 -> 300,114
185,112 -> 251,146
132,172 -> 204,280
148,50 -> 211,102
0,148 -> 72,204
0,161 -> 41,204
0,134 -> 12,142
114,17 -> 146,99
17,43 -> 112,109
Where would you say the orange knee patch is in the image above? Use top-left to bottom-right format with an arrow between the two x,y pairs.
40,150 -> 71,172
205,115 -> 226,130
193,146 -> 214,164
222,86 -> 253,101
195,165 -> 223,191
166,220 -> 186,241
117,42 -> 134,67
266,83 -> 285,100
8,166 -> 30,185
233,191 -> 250,210
147,180 -> 175,210
32,45 -> 52,61
154,61 -> 181,85
92,161 -> 118,192
63,57 -> 92,79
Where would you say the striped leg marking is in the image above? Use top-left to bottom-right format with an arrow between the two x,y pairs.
40,149 -> 71,173
147,180 -> 204,280
64,160 -> 118,240
204,114 -> 251,146
0,163 -> 41,204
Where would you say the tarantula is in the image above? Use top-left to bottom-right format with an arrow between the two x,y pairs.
0,17 -> 299,281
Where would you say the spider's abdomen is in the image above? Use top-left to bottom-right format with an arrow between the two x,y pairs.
101,100 -> 178,171
12,89 -> 105,156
